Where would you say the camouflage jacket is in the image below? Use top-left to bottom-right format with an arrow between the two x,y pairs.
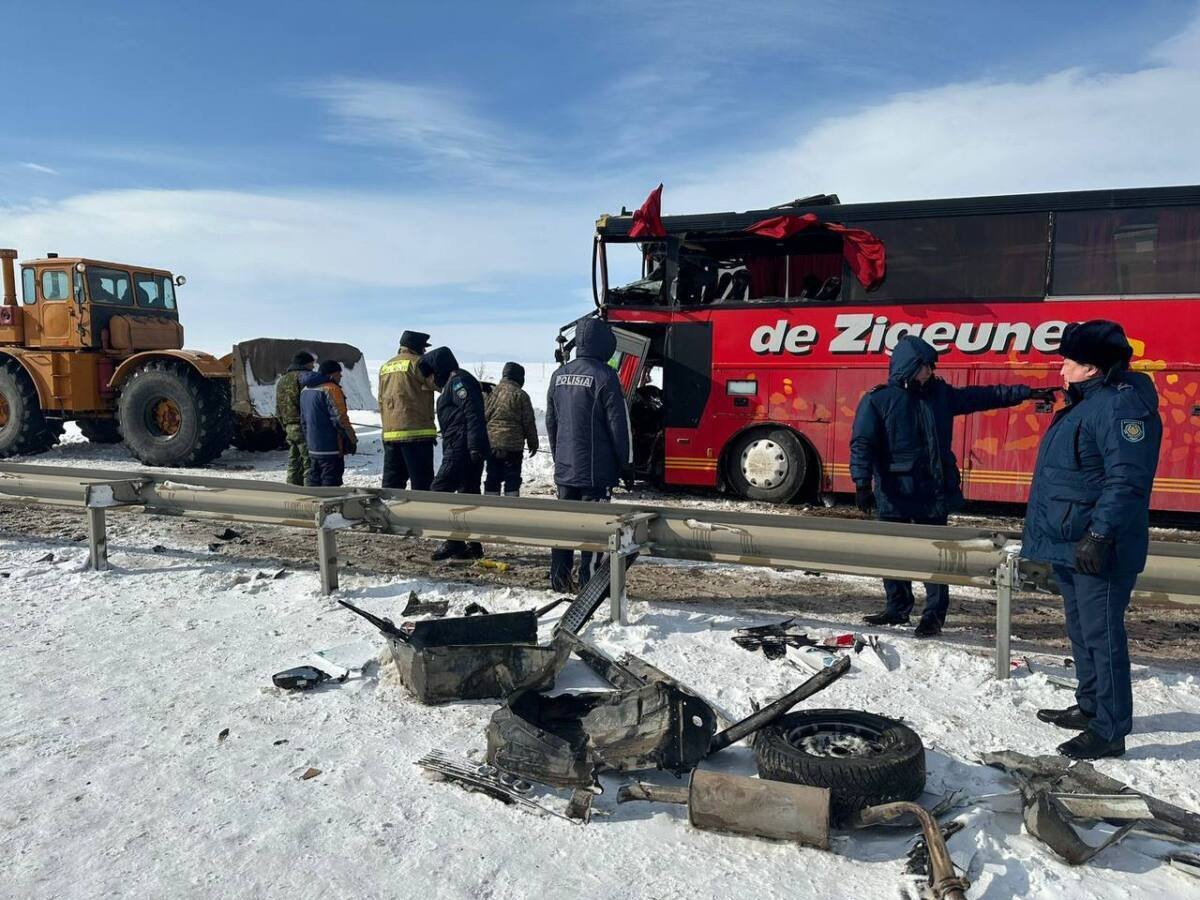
275,367 -> 306,429
379,348 -> 436,442
485,378 -> 539,454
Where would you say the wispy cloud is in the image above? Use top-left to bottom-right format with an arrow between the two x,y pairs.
298,77 -> 533,185
670,12 -> 1200,212
20,162 -> 59,175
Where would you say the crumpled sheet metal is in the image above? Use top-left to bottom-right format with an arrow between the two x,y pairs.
389,611 -> 570,705
486,681 -> 718,788
981,749 -> 1200,864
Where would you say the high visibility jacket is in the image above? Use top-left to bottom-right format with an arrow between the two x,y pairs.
379,348 -> 436,442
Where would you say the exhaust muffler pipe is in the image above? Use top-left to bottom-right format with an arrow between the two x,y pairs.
618,770 -> 831,849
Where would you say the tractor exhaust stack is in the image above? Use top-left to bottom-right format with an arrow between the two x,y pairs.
1,250 -> 17,306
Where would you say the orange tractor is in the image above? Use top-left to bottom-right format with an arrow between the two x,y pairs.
0,248 -> 370,466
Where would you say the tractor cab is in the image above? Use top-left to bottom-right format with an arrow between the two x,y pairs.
13,255 -> 184,353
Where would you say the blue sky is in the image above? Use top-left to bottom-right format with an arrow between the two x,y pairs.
3,0 -> 1199,361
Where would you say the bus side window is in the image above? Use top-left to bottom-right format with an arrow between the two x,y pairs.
1052,206 -> 1200,295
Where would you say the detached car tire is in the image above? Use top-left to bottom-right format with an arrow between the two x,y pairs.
755,709 -> 925,827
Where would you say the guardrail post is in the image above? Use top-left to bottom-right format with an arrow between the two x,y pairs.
317,525 -> 339,594
314,496 -> 385,595
608,512 -> 657,625
994,551 -> 1018,680
609,531 -> 627,625
82,480 -> 147,572
86,506 -> 108,571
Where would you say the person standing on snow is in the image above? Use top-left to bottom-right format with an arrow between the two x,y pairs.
850,334 -> 1056,636
421,346 -> 489,562
484,362 -> 539,497
546,318 -> 632,593
379,330 -> 437,491
275,350 -> 316,486
299,359 -> 358,487
1025,321 -> 1161,761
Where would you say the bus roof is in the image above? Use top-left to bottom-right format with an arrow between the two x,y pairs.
595,184 -> 1200,241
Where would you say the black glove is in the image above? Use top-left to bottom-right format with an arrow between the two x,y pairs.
1029,387 -> 1060,403
855,484 -> 875,515
528,446 -> 538,458
1074,532 -> 1113,575
469,449 -> 484,466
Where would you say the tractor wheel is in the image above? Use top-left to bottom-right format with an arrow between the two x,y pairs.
77,417 -> 122,444
117,361 -> 232,467
726,426 -> 808,503
230,412 -> 287,452
0,359 -> 62,457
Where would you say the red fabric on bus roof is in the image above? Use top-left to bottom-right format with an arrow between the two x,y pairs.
746,214 -> 887,291
629,184 -> 666,239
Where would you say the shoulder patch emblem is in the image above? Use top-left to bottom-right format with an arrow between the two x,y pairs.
1120,419 -> 1145,442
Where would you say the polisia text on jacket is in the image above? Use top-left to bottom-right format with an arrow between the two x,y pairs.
545,318 -> 631,489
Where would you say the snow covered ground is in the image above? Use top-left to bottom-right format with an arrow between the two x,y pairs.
4,361 -> 1200,898
2,534 -> 1200,899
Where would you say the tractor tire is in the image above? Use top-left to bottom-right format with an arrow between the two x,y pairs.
755,709 -> 926,827
0,359 -> 62,457
726,427 -> 808,503
117,361 -> 232,467
230,412 -> 287,452
77,417 -> 122,444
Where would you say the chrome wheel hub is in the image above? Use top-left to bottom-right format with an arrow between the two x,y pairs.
741,439 -> 788,488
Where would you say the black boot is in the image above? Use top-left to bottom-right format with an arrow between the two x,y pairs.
467,542 -> 484,559
1057,729 -> 1125,760
1036,704 -> 1094,731
863,611 -> 910,627
431,542 -> 456,562
913,618 -> 942,638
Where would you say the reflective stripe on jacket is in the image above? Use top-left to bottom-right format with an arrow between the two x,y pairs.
379,349 -> 436,442
299,372 -> 358,456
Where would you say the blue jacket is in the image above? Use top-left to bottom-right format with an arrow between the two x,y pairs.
1021,371 -> 1161,575
850,336 -> 1032,519
546,318 -> 632,489
420,347 -> 489,458
299,371 -> 356,457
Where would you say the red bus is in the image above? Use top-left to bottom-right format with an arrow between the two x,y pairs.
566,185 -> 1200,512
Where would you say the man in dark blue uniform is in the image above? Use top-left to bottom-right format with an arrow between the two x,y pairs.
420,346 -> 490,562
851,335 -> 1056,636
545,318 -> 632,593
1023,321 -> 1161,760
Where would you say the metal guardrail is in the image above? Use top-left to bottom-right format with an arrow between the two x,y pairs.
2,461 -> 1198,680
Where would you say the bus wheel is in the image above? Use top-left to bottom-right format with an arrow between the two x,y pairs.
727,427 -> 807,503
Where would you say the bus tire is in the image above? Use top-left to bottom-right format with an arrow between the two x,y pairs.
0,360 -> 62,457
726,426 -> 808,503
